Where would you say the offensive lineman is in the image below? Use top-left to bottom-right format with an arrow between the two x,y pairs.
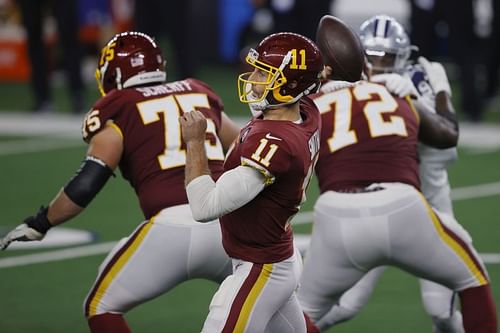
297,15 -> 497,333
0,31 -> 240,333
181,32 -> 322,332
314,15 -> 469,333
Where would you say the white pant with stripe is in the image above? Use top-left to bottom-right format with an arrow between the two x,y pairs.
202,249 -> 306,333
83,204 -> 232,318
297,182 -> 489,324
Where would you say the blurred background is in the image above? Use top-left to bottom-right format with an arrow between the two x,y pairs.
0,1 -> 499,332
0,0 -> 498,122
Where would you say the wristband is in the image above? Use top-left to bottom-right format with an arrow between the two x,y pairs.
25,206 -> 52,234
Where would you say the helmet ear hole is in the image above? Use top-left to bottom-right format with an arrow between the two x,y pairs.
287,81 -> 298,89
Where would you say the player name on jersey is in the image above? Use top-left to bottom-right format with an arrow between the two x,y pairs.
136,80 -> 194,97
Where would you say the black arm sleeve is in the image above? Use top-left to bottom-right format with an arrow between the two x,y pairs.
64,156 -> 114,207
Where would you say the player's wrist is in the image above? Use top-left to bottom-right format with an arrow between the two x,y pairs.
25,206 -> 52,234
185,139 -> 206,148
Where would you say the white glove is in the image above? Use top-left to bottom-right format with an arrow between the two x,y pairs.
418,56 -> 452,97
320,80 -> 355,93
370,73 -> 419,98
0,223 -> 44,250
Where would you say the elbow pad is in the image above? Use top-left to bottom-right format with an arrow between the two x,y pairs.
64,156 -> 114,207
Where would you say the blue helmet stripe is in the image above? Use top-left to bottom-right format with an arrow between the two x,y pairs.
374,18 -> 389,38
384,20 -> 390,37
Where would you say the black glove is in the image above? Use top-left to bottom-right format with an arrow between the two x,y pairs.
25,206 -> 52,234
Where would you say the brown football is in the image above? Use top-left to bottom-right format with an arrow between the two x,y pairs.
316,15 -> 364,82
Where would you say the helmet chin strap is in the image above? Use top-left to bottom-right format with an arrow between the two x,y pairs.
248,104 -> 263,117
248,81 -> 318,113
248,97 -> 269,112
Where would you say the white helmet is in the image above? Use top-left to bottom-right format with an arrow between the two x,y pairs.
359,15 -> 417,74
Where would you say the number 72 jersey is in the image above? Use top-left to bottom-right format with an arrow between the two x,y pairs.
81,78 -> 226,219
311,81 -> 421,194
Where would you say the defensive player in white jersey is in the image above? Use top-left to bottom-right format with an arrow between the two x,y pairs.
312,15 -> 467,333
297,15 -> 497,333
181,32 -> 323,332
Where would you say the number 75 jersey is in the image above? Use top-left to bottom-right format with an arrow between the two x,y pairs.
311,81 -> 421,193
81,78 -> 226,219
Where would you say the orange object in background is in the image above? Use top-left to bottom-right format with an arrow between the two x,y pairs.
0,0 -> 30,81
0,38 -> 30,81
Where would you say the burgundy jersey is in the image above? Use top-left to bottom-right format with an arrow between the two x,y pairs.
82,78 -> 226,219
311,81 -> 420,193
221,97 -> 321,263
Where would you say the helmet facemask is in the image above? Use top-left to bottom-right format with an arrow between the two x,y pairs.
238,48 -> 294,112
238,32 -> 323,114
365,49 -> 403,75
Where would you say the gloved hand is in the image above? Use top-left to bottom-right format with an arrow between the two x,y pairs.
418,56 -> 452,97
320,80 -> 355,93
0,206 -> 51,250
371,73 -> 419,98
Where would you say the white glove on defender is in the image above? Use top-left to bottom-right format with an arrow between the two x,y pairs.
418,56 -> 452,97
371,73 -> 419,98
320,80 -> 356,93
0,223 -> 44,250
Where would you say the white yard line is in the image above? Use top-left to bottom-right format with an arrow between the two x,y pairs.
0,238 -> 498,269
451,181 -> 500,201
0,138 -> 83,156
0,242 -> 116,268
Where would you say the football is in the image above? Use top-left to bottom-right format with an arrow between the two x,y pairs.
316,15 -> 364,82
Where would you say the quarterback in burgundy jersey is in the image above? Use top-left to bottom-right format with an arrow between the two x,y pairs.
181,32 -> 322,333
221,97 -> 320,264
297,15 -> 497,333
0,31 -> 240,333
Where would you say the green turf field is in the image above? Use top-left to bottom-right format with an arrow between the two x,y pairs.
0,67 -> 499,332
0,136 -> 499,333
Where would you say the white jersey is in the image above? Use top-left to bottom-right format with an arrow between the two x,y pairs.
406,64 -> 458,215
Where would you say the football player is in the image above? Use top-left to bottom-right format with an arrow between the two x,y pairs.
180,32 -> 322,332
315,15 -> 469,333
297,15 -> 497,333
0,31 -> 240,333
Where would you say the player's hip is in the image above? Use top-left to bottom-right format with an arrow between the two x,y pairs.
154,204 -> 219,227
315,182 -> 422,217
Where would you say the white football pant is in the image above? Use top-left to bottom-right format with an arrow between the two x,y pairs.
202,249 -> 306,333
84,204 -> 232,318
298,183 -> 489,328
